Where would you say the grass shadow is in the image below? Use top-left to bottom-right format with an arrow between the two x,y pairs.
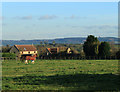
2,73 -> 120,91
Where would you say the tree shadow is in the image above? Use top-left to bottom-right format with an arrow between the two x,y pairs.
3,73 -> 118,91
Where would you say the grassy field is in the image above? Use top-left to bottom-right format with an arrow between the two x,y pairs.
2,60 -> 120,91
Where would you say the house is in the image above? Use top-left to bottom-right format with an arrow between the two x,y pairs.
47,47 -> 59,54
10,45 -> 38,58
46,47 -> 73,55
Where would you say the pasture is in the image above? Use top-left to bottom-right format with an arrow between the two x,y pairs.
2,60 -> 120,91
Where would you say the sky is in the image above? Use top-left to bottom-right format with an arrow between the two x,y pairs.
1,2 -> 118,40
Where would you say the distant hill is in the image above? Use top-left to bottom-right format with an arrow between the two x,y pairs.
2,37 -> 119,46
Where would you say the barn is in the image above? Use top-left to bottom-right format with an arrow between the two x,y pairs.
10,45 -> 38,60
46,47 -> 73,55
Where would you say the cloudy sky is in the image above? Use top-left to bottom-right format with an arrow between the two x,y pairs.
2,2 -> 118,40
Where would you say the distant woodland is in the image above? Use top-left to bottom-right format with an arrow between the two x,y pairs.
1,35 -> 120,59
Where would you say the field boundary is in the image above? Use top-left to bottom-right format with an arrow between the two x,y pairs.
0,55 -> 119,61
37,56 -> 118,60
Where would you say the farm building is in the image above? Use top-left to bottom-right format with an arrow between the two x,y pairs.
36,45 -> 78,57
46,47 -> 73,55
36,46 -> 74,56
47,47 -> 59,54
10,45 -> 38,59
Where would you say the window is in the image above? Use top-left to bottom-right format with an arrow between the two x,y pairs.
24,48 -> 26,50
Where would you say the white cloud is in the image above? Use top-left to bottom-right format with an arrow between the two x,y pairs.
14,16 -> 32,20
65,15 -> 87,19
83,25 -> 118,30
39,15 -> 58,20
0,16 -> 4,20
70,15 -> 75,19
21,16 -> 32,20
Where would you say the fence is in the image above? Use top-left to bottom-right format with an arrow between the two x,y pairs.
0,56 -> 119,60
37,56 -> 119,60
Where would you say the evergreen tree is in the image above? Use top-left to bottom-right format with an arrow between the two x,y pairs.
83,35 -> 99,56
98,42 -> 110,57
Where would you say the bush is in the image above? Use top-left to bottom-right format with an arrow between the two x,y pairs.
116,50 -> 120,59
2,53 -> 16,58
2,45 -> 11,53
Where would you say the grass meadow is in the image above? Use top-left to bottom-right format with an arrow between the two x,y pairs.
2,60 -> 120,91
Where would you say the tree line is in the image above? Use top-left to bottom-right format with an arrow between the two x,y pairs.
1,35 -> 120,59
83,35 -> 111,57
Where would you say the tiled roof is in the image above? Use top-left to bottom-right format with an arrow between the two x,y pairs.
46,48 -> 58,54
15,45 -> 37,51
47,48 -> 51,52
47,47 -> 68,52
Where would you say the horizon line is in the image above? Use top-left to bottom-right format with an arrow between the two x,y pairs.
2,36 -> 119,41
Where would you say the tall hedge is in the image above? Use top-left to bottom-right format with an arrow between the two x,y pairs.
2,53 -> 16,58
116,50 -> 120,59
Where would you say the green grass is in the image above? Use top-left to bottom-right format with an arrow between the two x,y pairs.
2,60 -> 120,91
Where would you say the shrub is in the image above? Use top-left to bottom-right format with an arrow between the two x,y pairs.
116,50 -> 120,59
2,53 -> 16,58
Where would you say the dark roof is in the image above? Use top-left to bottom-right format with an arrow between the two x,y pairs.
15,45 -> 37,51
